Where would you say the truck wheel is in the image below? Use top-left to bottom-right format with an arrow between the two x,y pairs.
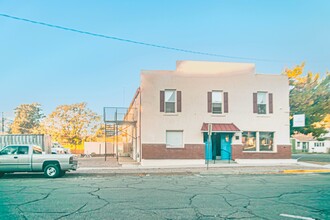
59,171 -> 66,177
0,172 -> 4,178
44,164 -> 60,178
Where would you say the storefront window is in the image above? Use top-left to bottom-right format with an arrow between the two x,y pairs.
259,132 -> 274,151
242,132 -> 256,151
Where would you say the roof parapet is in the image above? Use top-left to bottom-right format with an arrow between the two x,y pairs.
176,60 -> 255,75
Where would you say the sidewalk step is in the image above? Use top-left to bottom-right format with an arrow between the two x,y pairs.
208,160 -> 237,164
120,162 -> 141,165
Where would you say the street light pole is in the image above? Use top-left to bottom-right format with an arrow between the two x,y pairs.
1,112 -> 4,134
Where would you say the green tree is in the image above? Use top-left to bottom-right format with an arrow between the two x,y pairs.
285,63 -> 330,138
41,103 -> 100,149
10,103 -> 44,134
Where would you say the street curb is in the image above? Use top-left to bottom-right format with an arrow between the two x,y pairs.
283,169 -> 330,174
73,165 -> 313,176
297,161 -> 329,168
79,163 -> 303,170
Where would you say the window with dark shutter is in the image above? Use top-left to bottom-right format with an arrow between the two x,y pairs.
257,92 -> 267,114
224,92 -> 228,113
207,92 -> 212,113
269,93 -> 273,114
177,91 -> 182,112
165,90 -> 176,113
160,91 -> 165,112
211,91 -> 222,114
253,93 -> 257,113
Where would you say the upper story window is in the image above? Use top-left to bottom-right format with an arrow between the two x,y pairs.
257,92 -> 267,114
208,91 -> 228,114
253,92 -> 273,114
160,90 -> 182,113
165,90 -> 176,113
212,91 -> 223,114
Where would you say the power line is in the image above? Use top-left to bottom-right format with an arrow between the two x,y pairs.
0,13 -> 290,63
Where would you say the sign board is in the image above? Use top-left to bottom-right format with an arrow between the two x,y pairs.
293,114 -> 305,127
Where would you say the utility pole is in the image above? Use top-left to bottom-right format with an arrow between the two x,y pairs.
1,112 -> 4,134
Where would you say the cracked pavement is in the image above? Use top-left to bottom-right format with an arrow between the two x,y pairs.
0,173 -> 329,219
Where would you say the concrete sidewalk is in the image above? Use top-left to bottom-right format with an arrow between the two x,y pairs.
75,157 -> 330,175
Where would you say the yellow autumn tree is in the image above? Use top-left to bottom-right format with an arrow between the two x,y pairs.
284,64 -> 330,138
40,103 -> 101,151
10,103 -> 44,134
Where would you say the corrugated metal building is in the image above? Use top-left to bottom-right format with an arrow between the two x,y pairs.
0,134 -> 52,153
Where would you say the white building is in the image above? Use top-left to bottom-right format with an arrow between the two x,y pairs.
127,61 -> 291,165
291,133 -> 330,153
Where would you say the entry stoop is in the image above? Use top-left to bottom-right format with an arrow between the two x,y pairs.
211,160 -> 237,164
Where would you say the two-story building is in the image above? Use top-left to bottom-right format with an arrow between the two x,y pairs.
127,61 -> 291,165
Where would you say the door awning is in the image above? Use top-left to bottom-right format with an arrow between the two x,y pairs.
201,123 -> 240,132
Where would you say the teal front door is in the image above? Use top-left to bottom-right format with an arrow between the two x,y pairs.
203,133 -> 232,160
220,134 -> 232,160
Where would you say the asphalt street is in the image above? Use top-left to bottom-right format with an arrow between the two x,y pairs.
0,173 -> 329,220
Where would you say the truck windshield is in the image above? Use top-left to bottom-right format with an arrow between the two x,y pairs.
0,146 -> 18,155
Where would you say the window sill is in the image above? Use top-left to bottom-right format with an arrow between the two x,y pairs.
242,151 -> 276,153
163,113 -> 179,116
256,115 -> 271,118
211,114 -> 226,117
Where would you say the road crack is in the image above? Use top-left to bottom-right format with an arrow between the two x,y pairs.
55,203 -> 88,220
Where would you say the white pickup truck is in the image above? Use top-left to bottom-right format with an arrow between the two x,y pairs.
0,144 -> 77,178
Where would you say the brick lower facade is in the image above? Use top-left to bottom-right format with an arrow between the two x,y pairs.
142,144 -> 291,160
142,144 -> 205,159
231,144 -> 291,159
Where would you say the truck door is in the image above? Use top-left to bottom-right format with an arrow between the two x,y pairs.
0,146 -> 19,172
16,146 -> 31,171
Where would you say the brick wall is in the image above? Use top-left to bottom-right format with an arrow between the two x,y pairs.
142,144 -> 205,159
142,144 -> 291,160
232,144 -> 291,159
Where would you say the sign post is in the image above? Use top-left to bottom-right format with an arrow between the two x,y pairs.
206,123 -> 212,170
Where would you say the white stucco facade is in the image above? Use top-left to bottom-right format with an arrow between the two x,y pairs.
129,61 -> 291,163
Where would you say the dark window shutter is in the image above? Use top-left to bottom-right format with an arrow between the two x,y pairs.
207,92 -> 212,113
269,93 -> 273,114
224,92 -> 228,113
160,91 -> 165,112
177,91 -> 182,112
253,93 -> 257,113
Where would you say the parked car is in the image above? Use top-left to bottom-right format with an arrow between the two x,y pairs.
0,144 -> 77,178
0,134 -> 52,153
51,142 -> 71,154
51,147 -> 71,154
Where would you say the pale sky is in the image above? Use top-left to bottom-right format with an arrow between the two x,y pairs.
1,1 -> 329,121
